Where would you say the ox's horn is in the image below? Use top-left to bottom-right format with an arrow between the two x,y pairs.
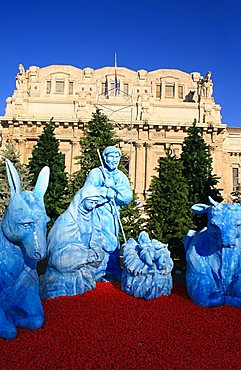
208,196 -> 218,206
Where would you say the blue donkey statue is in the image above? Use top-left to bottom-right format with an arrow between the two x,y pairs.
0,159 -> 50,340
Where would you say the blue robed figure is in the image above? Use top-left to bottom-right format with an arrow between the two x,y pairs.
40,185 -> 104,299
84,146 -> 133,281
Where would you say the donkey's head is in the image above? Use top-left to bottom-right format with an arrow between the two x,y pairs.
1,159 -> 50,260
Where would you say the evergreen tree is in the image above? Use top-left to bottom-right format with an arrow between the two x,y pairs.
145,149 -> 193,259
119,192 -> 145,242
69,108 -> 121,196
180,120 -> 223,229
0,142 -> 31,218
70,108 -> 144,240
28,119 -> 68,224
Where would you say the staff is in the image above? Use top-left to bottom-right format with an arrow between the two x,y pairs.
97,149 -> 127,244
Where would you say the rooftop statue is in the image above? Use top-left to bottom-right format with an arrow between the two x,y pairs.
16,63 -> 27,91
0,160 -> 50,340
84,146 -> 133,281
185,197 -> 241,308
39,185 -> 104,299
121,231 -> 173,300
198,70 -> 213,98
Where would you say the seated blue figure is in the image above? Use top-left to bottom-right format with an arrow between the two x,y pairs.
121,231 -> 173,300
40,185 -> 104,299
0,160 -> 50,340
84,146 -> 133,282
185,197 -> 241,308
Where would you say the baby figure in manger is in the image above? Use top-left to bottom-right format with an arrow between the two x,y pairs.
122,231 -> 173,299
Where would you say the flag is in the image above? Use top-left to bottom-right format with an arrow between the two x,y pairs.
105,75 -> 109,98
114,53 -> 118,96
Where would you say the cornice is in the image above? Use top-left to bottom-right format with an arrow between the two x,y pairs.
0,116 -> 226,133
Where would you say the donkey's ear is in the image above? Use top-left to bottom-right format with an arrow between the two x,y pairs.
5,159 -> 22,196
33,166 -> 50,198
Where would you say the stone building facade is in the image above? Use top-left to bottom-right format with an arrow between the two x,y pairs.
1,64 -> 241,201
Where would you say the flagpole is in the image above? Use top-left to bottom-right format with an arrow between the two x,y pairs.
105,75 -> 109,98
114,53 -> 118,97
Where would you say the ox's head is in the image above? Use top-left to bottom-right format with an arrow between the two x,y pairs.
2,159 -> 50,260
191,197 -> 241,248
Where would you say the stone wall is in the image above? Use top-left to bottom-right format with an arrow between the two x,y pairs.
0,64 -> 240,201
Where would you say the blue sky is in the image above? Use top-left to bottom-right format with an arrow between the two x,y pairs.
0,0 -> 240,126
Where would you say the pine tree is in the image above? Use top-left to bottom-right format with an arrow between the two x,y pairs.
181,119 -> 223,205
180,120 -> 223,229
70,108 -> 144,240
145,149 -> 193,259
69,108 -> 121,196
119,192 -> 145,242
27,119 -> 68,224
0,142 -> 31,218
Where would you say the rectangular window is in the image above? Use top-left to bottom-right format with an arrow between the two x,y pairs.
233,168 -> 239,191
110,82 -> 114,94
110,82 -> 120,95
101,82 -> 106,94
46,81 -> 51,94
117,82 -> 120,95
165,83 -> 175,98
55,81 -> 65,94
120,156 -> 130,173
124,83 -> 129,96
174,148 -> 179,156
101,82 -> 109,97
156,84 -> 161,99
178,85 -> 184,99
69,81 -> 73,95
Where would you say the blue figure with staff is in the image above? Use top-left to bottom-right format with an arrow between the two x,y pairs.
84,146 -> 133,281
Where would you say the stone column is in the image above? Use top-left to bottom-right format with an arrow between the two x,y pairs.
128,142 -> 135,186
160,82 -> 164,99
15,138 -> 27,163
0,123 -> 2,147
174,82 -> 178,99
144,142 -> 153,196
70,140 -> 79,174
134,142 -> 145,198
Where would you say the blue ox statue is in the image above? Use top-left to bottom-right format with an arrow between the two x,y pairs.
0,159 -> 50,339
185,196 -> 241,308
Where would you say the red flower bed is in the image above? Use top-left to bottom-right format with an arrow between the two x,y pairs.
1,283 -> 241,369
